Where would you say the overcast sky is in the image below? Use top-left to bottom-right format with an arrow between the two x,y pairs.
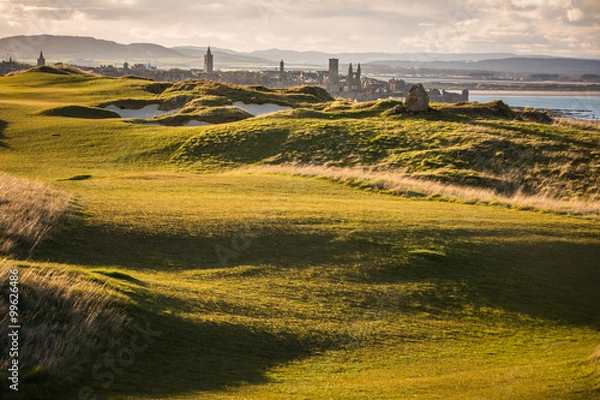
0,0 -> 599,57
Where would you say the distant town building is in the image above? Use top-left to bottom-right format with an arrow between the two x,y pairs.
279,60 -> 285,81
204,46 -> 214,73
427,88 -> 469,103
0,56 -> 27,75
345,63 -> 362,92
72,54 -> 468,103
328,58 -> 339,91
37,51 -> 45,67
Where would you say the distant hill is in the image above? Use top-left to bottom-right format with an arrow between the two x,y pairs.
172,46 -> 273,67
1,35 -> 598,76
0,35 -> 186,65
0,35 -> 271,68
246,49 -> 524,66
365,57 -> 600,75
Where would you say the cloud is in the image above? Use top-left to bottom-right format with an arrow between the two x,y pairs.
0,0 -> 598,57
567,7 -> 584,21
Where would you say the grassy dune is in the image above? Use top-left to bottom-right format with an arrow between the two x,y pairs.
0,68 -> 598,399
0,262 -> 130,397
0,172 -> 71,254
245,164 -> 600,217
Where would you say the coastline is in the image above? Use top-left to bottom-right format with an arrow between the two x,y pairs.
469,90 -> 600,96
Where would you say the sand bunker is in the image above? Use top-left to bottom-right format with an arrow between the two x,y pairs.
104,104 -> 181,119
232,102 -> 292,116
185,120 -> 213,127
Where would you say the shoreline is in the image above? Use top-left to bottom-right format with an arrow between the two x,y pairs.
469,90 -> 600,96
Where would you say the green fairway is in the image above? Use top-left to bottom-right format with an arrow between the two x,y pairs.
0,68 -> 598,399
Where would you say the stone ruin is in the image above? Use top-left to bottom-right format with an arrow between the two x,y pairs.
387,84 -> 430,115
403,84 -> 430,112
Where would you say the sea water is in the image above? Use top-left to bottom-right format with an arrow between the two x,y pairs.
469,93 -> 600,121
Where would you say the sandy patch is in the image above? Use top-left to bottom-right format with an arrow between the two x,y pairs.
185,120 -> 213,127
104,104 -> 182,118
232,102 -> 292,116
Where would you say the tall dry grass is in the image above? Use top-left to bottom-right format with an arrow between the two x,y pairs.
0,262 -> 129,386
0,172 -> 72,254
246,164 -> 600,218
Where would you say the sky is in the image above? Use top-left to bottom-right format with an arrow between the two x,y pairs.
0,0 -> 599,57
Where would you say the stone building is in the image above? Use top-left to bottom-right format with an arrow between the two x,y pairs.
427,89 -> 469,103
37,51 -> 45,67
328,58 -> 340,91
204,46 -> 214,73
279,60 -> 285,81
346,63 -> 361,92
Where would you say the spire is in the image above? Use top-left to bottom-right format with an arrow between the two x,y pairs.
204,45 -> 214,73
37,50 -> 46,66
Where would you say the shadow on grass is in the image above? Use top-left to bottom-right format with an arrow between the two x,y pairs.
55,310 -> 316,399
367,238 -> 600,328
24,212 -> 600,399
0,120 -> 8,148
35,216 -> 600,330
34,222 -> 382,270
470,120 -> 598,150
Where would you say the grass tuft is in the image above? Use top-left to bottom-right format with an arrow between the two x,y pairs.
0,173 -> 72,255
0,262 -> 129,393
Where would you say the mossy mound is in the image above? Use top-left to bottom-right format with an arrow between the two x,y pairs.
179,96 -> 234,112
284,86 -> 334,102
436,100 -> 516,119
39,105 -> 120,119
517,108 -> 553,123
25,65 -> 90,76
160,80 -> 332,107
97,98 -> 156,110
155,106 -> 252,126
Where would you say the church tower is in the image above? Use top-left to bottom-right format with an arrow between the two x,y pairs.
204,46 -> 214,73
347,63 -> 354,89
328,58 -> 339,91
37,51 -> 45,67
279,60 -> 285,82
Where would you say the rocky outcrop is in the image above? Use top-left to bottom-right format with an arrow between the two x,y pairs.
403,84 -> 430,112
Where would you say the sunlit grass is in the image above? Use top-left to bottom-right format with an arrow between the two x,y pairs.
245,164 -> 600,218
40,171 -> 600,400
0,172 -> 72,254
0,70 -> 599,399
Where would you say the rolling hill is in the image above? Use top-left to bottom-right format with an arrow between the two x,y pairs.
0,67 -> 599,399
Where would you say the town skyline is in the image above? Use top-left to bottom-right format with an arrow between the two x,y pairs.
0,0 -> 599,59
